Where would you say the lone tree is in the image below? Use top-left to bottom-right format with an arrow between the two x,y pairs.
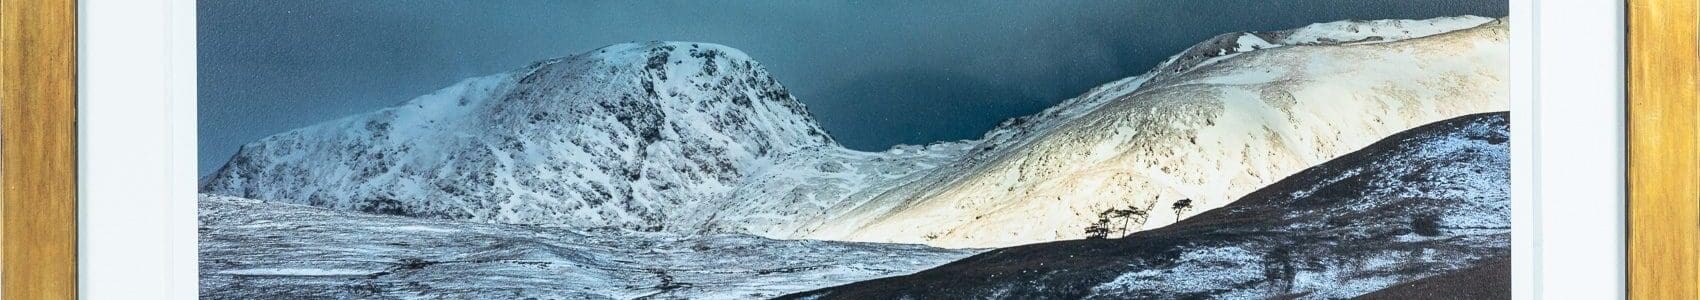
1172,198 -> 1194,223
1084,218 -> 1111,239
1085,203 -> 1153,239
1085,210 -> 1119,239
1116,205 -> 1150,237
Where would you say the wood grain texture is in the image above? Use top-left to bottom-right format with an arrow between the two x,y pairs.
0,0 -> 78,298
1628,0 -> 1700,298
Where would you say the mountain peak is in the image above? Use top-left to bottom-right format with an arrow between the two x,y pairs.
1146,15 -> 1497,83
531,41 -> 765,91
203,41 -> 835,228
511,41 -> 819,124
582,41 -> 756,66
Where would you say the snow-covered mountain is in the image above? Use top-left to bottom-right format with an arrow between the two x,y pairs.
202,16 -> 1508,248
762,16 -> 1509,247
784,112 -> 1511,299
198,194 -> 978,299
203,42 -> 837,229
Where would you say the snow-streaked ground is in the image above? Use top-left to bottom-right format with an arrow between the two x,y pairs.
198,194 -> 979,299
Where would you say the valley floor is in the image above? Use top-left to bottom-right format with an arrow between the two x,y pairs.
198,194 -> 979,299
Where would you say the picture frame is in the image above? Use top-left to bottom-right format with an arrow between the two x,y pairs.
0,0 -> 1680,298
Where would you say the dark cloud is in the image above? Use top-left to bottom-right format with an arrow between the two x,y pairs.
200,0 -> 1506,175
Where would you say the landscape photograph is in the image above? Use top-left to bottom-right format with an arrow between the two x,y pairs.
197,1 -> 1511,299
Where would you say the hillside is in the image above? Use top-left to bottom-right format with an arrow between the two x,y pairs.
777,16 -> 1509,247
786,112 -> 1511,299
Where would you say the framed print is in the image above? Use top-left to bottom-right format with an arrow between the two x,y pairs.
1,0 -> 1681,299
193,1 -> 1520,298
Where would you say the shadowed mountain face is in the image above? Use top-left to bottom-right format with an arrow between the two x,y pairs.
785,112 -> 1510,299
201,42 -> 838,229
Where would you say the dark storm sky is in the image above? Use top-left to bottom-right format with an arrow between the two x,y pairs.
199,0 -> 1506,176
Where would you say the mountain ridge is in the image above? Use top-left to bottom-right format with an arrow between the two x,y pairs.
775,16 -> 1508,247
202,16 -> 1509,249
203,41 -> 836,229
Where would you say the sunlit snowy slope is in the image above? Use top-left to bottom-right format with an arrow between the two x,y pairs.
203,16 -> 1508,248
774,16 -> 1510,247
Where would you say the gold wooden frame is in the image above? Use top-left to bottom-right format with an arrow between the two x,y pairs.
1628,0 -> 1700,298
0,0 -> 78,298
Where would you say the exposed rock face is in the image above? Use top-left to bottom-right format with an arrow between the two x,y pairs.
785,112 -> 1511,299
